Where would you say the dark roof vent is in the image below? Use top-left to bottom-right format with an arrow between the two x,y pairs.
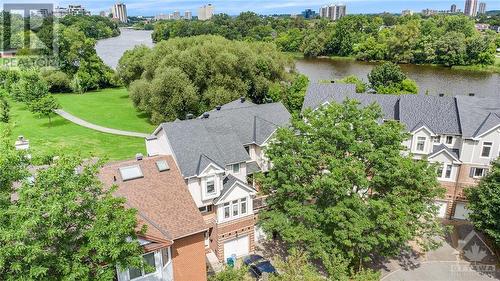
216,105 -> 222,111
438,93 -> 444,97
202,112 -> 210,118
135,153 -> 144,161
186,113 -> 194,119
331,80 -> 335,83
240,96 -> 246,103
468,93 -> 475,97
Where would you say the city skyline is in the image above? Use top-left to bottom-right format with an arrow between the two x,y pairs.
7,0 -> 500,16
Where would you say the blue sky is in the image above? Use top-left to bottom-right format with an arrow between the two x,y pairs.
7,0 -> 500,16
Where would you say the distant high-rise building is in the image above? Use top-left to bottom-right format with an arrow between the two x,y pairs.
68,5 -> 91,16
172,10 -> 181,20
184,10 -> 192,20
319,4 -> 346,21
402,10 -> 413,16
422,9 -> 438,16
301,9 -> 317,19
112,3 -> 128,23
478,2 -> 486,14
198,4 -> 214,21
464,0 -> 478,17
451,4 -> 457,13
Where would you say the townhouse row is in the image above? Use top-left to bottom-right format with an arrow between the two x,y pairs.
96,84 -> 498,281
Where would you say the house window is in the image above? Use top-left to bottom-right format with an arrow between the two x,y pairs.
224,203 -> 230,219
241,198 -> 247,214
481,142 -> 493,158
232,163 -> 240,174
232,200 -> 239,216
206,177 -> 216,195
129,252 -> 156,279
433,136 -> 441,143
416,137 -> 426,151
199,205 -> 213,213
161,248 -> 171,267
446,136 -> 453,144
444,165 -> 452,179
437,165 -> 444,178
470,167 -> 487,178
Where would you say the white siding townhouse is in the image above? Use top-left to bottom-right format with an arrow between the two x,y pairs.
302,83 -> 500,220
145,97 -> 291,262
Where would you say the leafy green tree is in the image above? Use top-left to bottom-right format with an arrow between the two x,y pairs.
260,100 -> 444,279
0,156 -> 144,280
268,74 -> 309,113
0,95 -> 10,123
368,62 -> 418,94
368,62 -> 406,88
122,35 -> 290,123
268,249 -> 324,281
41,70 -> 72,93
338,75 -> 366,93
10,70 -> 49,103
0,126 -> 28,208
117,45 -> 151,86
465,160 -> 500,247
28,94 -> 60,126
435,32 -> 467,66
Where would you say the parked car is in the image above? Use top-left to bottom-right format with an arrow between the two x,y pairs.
243,254 -> 277,280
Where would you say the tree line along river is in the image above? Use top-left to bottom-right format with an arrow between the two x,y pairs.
96,29 -> 500,98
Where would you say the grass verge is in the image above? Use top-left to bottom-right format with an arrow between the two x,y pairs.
57,88 -> 155,133
10,101 -> 146,161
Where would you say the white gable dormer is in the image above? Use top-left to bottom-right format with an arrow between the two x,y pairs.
215,180 -> 256,223
410,125 -> 435,156
199,163 -> 225,201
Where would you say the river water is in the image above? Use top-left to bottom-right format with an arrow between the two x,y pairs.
96,29 -> 499,97
95,28 -> 154,69
296,58 -> 500,97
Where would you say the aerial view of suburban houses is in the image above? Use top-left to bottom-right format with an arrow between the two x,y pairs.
1,0 -> 500,280
100,156 -> 208,281
303,83 -> 500,221
145,97 -> 290,263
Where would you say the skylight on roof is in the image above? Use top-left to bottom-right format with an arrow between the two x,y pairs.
156,160 -> 170,172
119,165 -> 143,181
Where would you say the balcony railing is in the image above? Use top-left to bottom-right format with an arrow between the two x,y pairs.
253,195 -> 269,211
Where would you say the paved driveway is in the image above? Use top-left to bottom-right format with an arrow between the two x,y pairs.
381,222 -> 499,281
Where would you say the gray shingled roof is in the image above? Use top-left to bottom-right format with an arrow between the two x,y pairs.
399,95 -> 460,135
246,161 -> 261,175
431,144 -> 460,160
208,100 -> 291,145
303,83 -> 500,137
456,96 -> 500,138
158,99 -> 291,178
302,83 -> 398,120
216,174 -> 256,203
161,117 -> 250,178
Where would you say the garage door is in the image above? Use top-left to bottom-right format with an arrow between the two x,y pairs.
435,201 -> 448,218
224,235 -> 249,261
454,202 -> 471,220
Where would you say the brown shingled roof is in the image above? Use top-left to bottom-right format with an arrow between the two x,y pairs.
99,156 -> 207,242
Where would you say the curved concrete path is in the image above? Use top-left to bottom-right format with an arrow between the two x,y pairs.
55,109 -> 149,138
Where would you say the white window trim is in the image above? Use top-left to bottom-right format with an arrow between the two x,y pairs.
433,136 -> 441,143
219,197 -> 251,222
416,136 -> 426,152
232,163 -> 241,174
128,252 -> 158,280
471,167 -> 487,179
161,247 -> 172,269
204,176 -> 217,197
445,136 -> 453,145
480,142 -> 493,158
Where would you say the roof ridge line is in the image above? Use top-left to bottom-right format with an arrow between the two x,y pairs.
127,202 -> 174,241
472,112 -> 495,137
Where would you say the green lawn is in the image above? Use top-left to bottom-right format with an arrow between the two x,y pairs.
57,88 -> 156,133
10,101 -> 146,161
